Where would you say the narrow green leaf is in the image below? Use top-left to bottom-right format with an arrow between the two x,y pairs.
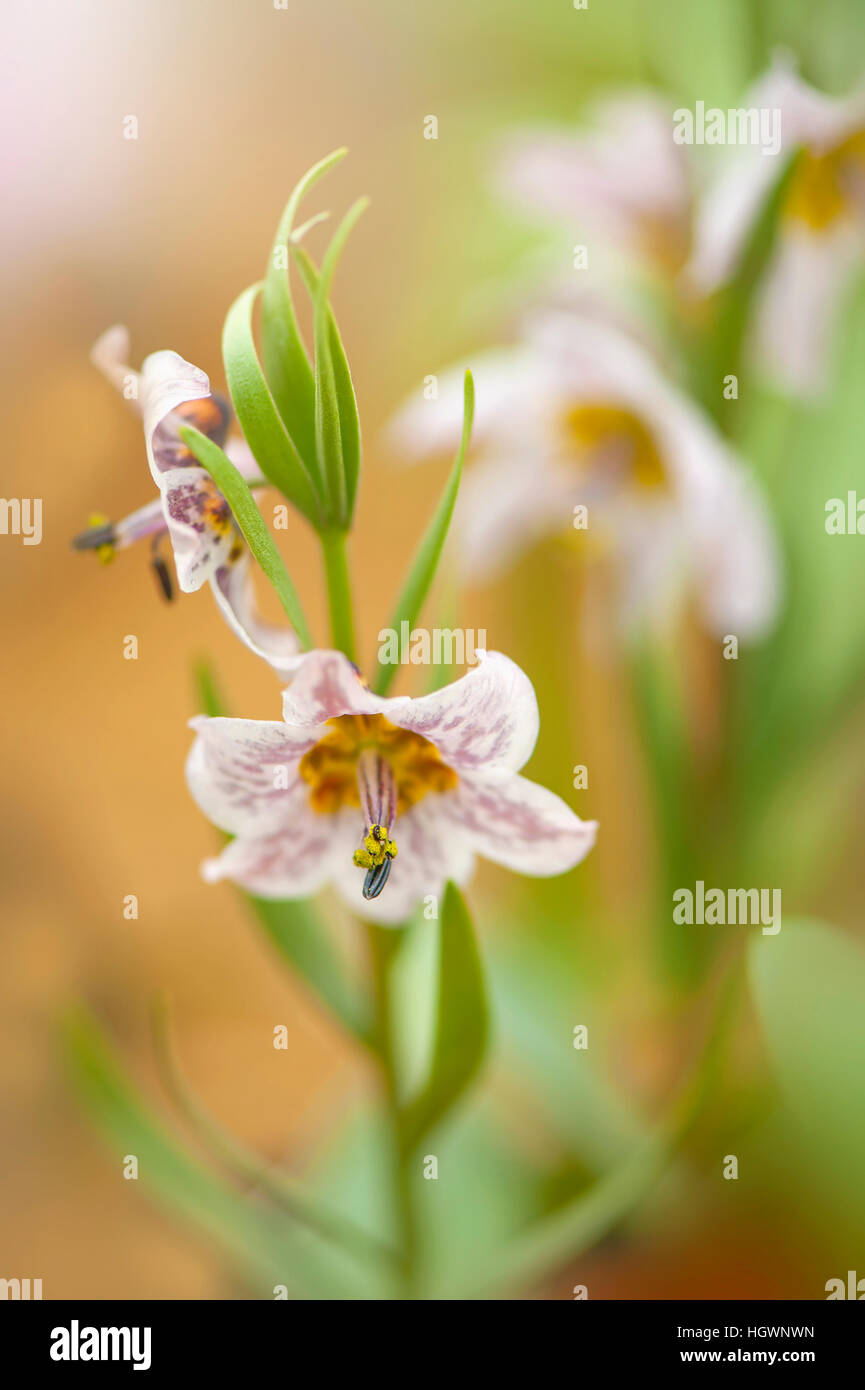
306,198 -> 369,526
261,148 -> 347,477
191,657 -> 371,1042
223,282 -> 323,526
61,1008 -> 366,1298
179,424 -> 312,648
292,246 -> 362,520
400,881 -> 489,1151
375,372 -> 475,697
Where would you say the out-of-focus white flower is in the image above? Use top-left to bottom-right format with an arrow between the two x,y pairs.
187,648 -> 597,924
389,313 -> 781,641
689,56 -> 865,393
76,326 -> 301,680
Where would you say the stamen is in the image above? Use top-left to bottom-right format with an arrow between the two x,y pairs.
352,749 -> 398,897
150,534 -> 175,602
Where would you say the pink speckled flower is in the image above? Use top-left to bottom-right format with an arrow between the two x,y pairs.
77,326 -> 301,679
186,648 -> 597,925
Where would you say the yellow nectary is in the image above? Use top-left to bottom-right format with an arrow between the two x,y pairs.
298,713 -> 458,816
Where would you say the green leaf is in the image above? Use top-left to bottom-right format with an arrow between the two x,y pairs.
261,148 -> 347,479
178,424 -> 312,648
222,282 -> 323,526
749,919 -> 865,1197
291,246 -> 362,521
61,1008 -> 371,1298
303,198 -> 368,526
374,372 -> 475,697
400,881 -> 489,1151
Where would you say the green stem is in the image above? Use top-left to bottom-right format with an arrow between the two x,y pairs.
365,922 -> 418,1297
321,528 -> 357,661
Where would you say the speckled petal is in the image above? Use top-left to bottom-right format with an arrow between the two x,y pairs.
201,800 -> 344,900
186,716 -> 319,837
384,650 -> 540,776
449,773 -> 597,876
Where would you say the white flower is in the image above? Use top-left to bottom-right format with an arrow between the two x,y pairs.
187,649 -> 597,925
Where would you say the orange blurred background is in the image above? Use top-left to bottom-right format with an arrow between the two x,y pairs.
0,0 -> 834,1298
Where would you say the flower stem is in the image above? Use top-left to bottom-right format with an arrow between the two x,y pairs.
320,528 -> 357,661
365,922 -> 419,1297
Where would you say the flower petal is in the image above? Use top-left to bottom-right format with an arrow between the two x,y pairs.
201,802 -> 344,900
186,716 -> 319,837
331,799 -> 474,925
450,773 -> 597,876
753,223 -> 861,395
160,466 -> 239,592
280,650 -> 383,729
384,650 -> 540,776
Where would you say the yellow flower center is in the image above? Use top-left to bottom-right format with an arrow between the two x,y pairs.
564,403 -> 666,491
785,130 -> 865,232
298,714 -> 458,816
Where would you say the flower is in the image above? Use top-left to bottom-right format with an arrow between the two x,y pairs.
495,91 -> 694,279
688,56 -> 865,393
388,312 -> 781,641
76,326 -> 302,679
186,648 -> 597,924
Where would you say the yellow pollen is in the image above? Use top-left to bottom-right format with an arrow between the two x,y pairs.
564,403 -> 666,491
785,130 -> 865,232
298,714 -> 458,816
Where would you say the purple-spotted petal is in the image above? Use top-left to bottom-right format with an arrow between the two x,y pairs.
280,649 -> 383,729
160,466 -> 239,592
384,650 -> 540,776
450,773 -> 597,876
186,716 -> 319,837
